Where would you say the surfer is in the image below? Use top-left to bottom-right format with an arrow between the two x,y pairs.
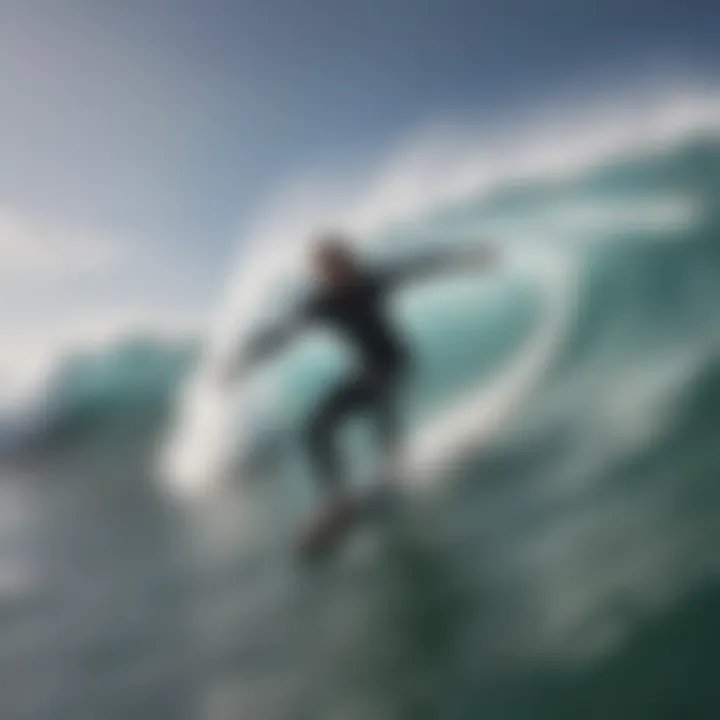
219,232 -> 497,510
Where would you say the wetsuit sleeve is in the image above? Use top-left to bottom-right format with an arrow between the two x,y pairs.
381,242 -> 498,288
240,320 -> 300,365
225,295 -> 320,378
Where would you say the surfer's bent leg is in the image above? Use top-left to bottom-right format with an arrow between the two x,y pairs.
372,373 -> 403,476
306,368 -> 405,493
306,377 -> 369,495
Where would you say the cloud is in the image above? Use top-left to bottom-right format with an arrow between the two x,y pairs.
0,204 -> 203,408
0,205 -> 124,278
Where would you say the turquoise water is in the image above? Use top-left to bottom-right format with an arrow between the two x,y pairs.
1,136 -> 720,719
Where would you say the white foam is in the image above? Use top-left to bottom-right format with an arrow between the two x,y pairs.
401,245 -> 576,486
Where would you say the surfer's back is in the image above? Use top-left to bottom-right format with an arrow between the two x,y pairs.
303,268 -> 409,374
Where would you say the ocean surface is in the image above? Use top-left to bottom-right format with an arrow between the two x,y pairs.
2,127 -> 720,719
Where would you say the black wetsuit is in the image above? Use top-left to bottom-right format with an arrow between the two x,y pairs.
238,247 -> 489,494
302,270 -> 409,491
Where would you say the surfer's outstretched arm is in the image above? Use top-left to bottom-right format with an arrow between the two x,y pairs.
217,316 -> 303,385
383,241 -> 499,287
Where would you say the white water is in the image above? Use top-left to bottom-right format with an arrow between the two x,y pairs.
401,245 -> 576,487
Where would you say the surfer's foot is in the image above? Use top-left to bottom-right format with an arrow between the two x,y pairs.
324,494 -> 354,522
297,494 -> 355,561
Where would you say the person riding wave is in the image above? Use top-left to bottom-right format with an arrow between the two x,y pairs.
219,232 -> 498,521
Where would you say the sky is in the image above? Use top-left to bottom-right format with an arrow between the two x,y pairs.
0,0 -> 718,384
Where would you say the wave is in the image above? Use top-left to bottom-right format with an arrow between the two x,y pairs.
161,88 -> 720,495
0,337 -> 195,456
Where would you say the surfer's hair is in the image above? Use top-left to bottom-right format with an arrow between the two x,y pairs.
311,231 -> 357,267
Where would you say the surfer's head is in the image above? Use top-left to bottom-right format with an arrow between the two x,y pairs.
311,232 -> 360,289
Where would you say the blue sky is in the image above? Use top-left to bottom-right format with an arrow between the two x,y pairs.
0,0 -> 718,381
